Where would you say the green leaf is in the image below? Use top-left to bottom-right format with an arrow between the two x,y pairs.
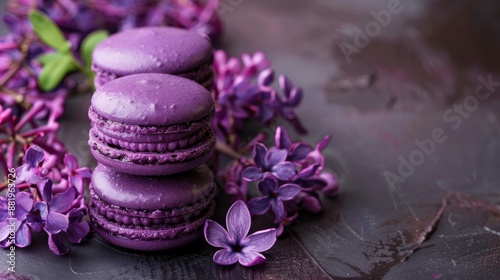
29,10 -> 71,53
38,55 -> 78,91
37,52 -> 64,66
81,30 -> 109,68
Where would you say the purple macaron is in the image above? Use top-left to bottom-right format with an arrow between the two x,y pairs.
89,164 -> 216,251
92,26 -> 213,89
88,73 -> 215,175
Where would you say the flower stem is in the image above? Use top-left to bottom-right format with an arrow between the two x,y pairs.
216,140 -> 243,160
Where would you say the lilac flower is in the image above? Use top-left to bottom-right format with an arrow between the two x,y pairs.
7,0 -> 223,42
274,76 -> 307,134
292,164 -> 327,191
213,50 -> 305,148
66,208 -> 90,243
298,191 -> 322,214
48,232 -> 69,255
277,76 -> 303,112
15,145 -> 47,185
27,179 -> 74,233
241,52 -> 270,77
302,134 -> 332,170
63,153 -> 92,194
247,178 -> 301,222
0,192 -> 33,248
221,159 -> 250,202
275,126 -> 313,163
320,172 -> 339,197
276,212 -> 298,237
45,208 -> 89,255
204,200 -> 277,266
217,80 -> 259,119
26,179 -> 76,255
1,102 -> 67,175
242,143 -> 296,181
247,89 -> 275,123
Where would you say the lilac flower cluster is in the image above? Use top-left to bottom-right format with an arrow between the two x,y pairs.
244,127 -> 338,227
0,101 -> 65,174
206,126 -> 339,266
6,0 -> 222,44
1,146 -> 90,255
213,50 -> 307,149
0,31 -> 68,114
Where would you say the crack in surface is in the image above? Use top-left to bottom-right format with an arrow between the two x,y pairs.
287,229 -> 335,280
398,192 -> 450,263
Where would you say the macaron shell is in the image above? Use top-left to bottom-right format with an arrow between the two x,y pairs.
91,73 -> 214,126
92,27 -> 213,76
93,226 -> 202,251
91,164 -> 214,210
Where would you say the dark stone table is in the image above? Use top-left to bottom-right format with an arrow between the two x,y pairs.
2,0 -> 500,279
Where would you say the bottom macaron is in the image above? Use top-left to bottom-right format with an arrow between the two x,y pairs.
89,202 -> 215,251
88,164 -> 216,251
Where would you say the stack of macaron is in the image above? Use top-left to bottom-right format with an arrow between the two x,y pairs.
87,27 -> 217,251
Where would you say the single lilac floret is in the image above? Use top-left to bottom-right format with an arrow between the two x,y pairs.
25,179 -> 77,255
247,177 -> 301,222
15,145 -> 47,185
320,171 -> 339,197
66,208 -> 90,244
0,191 -> 33,248
275,126 -> 313,163
241,143 -> 296,181
222,159 -> 250,202
204,200 -> 277,267
303,134 -> 332,170
26,179 -> 74,234
292,164 -> 327,191
64,153 -> 92,194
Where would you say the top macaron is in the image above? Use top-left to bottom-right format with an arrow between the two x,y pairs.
92,27 -> 213,89
88,73 -> 216,176
91,73 -> 213,126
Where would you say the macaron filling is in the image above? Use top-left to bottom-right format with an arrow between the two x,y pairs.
89,127 -> 215,164
88,106 -> 215,135
92,123 -> 211,152
90,202 -> 215,240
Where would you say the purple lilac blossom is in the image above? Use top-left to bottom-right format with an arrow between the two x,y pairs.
2,146 -> 90,255
219,125 -> 339,236
241,143 -> 296,181
5,0 -> 222,43
213,50 -> 306,148
247,177 -> 301,222
220,159 -> 251,202
63,153 -> 91,195
0,191 -> 33,248
204,200 -> 277,266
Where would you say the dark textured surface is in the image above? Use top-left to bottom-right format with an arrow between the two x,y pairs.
2,0 -> 500,279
